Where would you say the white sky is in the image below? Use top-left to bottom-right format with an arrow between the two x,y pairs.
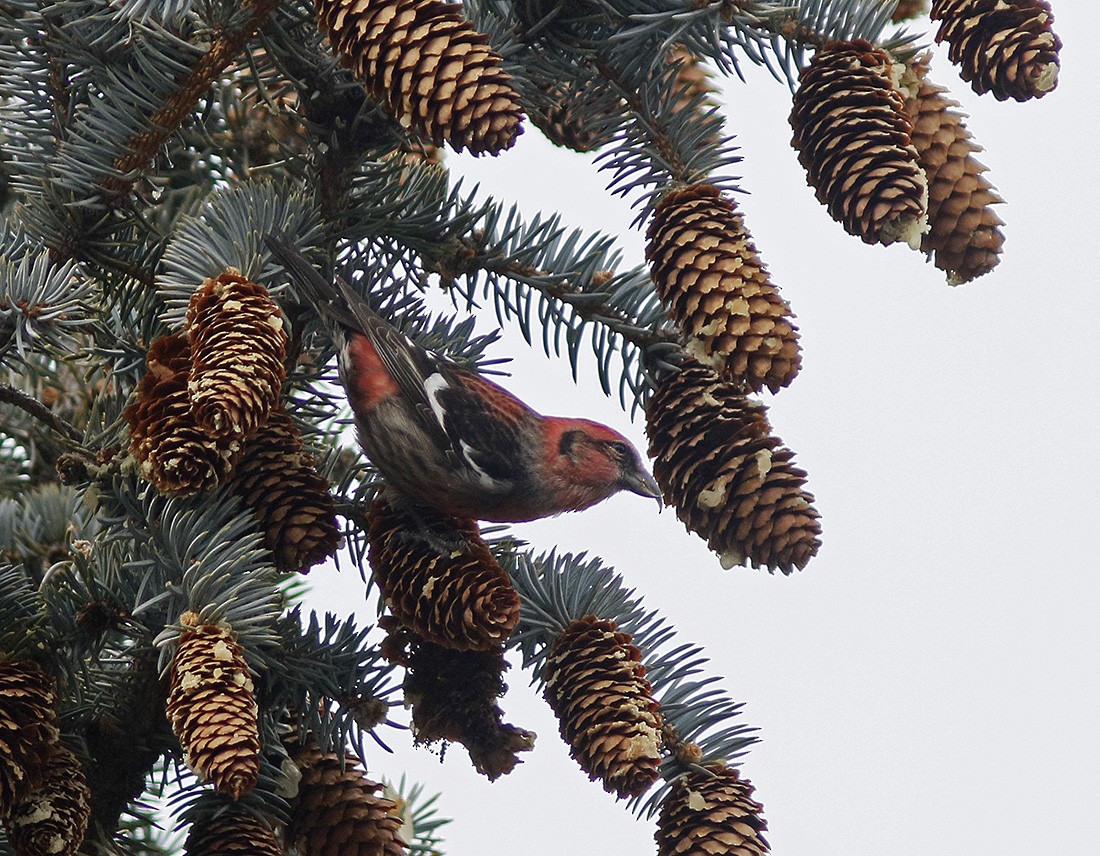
304,6 -> 1099,854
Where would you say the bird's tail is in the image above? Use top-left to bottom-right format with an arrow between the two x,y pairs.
265,235 -> 366,333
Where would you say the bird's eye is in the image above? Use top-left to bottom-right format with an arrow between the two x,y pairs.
607,440 -> 632,461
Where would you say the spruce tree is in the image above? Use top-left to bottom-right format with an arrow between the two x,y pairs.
0,1 -> 1061,853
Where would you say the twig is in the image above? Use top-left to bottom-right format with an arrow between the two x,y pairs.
0,383 -> 84,444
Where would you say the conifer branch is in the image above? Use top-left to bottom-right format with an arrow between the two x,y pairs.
0,382 -> 84,444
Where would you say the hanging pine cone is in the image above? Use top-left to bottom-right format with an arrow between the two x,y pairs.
905,59 -> 1005,283
185,270 -> 287,440
655,763 -> 769,856
367,495 -> 520,651
542,615 -> 662,799
313,0 -> 523,155
3,744 -> 90,856
893,0 -> 929,21
384,619 -> 535,780
183,806 -> 283,856
526,73 -> 610,153
931,0 -> 1061,101
287,740 -> 408,856
646,184 -> 801,394
231,409 -> 340,573
166,611 -> 260,800
646,361 -> 821,574
790,39 -> 928,248
124,333 -> 242,495
0,659 -> 59,815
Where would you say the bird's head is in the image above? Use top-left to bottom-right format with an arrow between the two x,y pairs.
543,418 -> 662,513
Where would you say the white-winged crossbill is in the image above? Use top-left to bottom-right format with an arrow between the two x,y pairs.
267,237 -> 661,523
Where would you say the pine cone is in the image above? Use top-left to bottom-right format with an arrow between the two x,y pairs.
931,0 -> 1060,101
655,763 -> 769,856
646,185 -> 801,394
542,615 -> 662,799
3,744 -> 90,856
666,45 -> 721,127
905,60 -> 1005,283
892,0 -> 929,21
367,496 -> 520,651
313,0 -> 523,155
790,39 -> 928,248
124,333 -> 242,495
183,806 -> 282,856
186,270 -> 287,440
646,361 -> 821,573
385,620 -> 535,780
232,409 -> 341,573
166,611 -> 260,800
0,659 -> 59,815
526,74 -> 609,153
287,741 -> 408,856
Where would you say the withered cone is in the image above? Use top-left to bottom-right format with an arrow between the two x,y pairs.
313,0 -> 523,154
186,270 -> 287,440
656,763 -> 769,856
3,744 -> 90,856
232,409 -> 341,573
166,611 -> 260,800
367,495 -> 520,650
287,740 -> 408,856
646,184 -> 800,394
543,615 -> 662,799
183,806 -> 282,856
931,0 -> 1060,101
646,361 -> 821,574
790,39 -> 927,248
905,60 -> 1005,283
0,659 -> 59,815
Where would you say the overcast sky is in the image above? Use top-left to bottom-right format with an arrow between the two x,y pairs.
304,6 -> 1098,855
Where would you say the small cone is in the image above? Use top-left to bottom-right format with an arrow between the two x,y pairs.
183,806 -> 282,856
931,0 -> 1060,101
0,659 -> 59,815
3,744 -> 90,856
905,59 -> 1005,283
231,409 -> 341,573
646,361 -> 821,574
655,763 -> 769,856
790,39 -> 927,248
287,740 -> 408,856
384,619 -> 535,780
526,74 -> 610,153
367,495 -> 520,651
892,0 -> 929,21
124,333 -> 243,496
542,615 -> 662,799
646,184 -> 801,394
313,0 -> 523,155
166,611 -> 260,800
185,270 -> 287,440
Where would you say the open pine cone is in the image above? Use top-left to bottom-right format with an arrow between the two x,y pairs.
183,807 -> 282,856
656,763 -> 769,856
0,659 -> 60,815
3,744 -> 91,856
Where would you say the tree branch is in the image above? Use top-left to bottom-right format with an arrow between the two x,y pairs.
0,383 -> 84,444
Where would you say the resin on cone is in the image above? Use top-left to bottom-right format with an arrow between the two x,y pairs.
656,763 -> 769,856
0,659 -> 59,815
646,185 -> 800,394
2,744 -> 90,856
542,615 -> 663,799
790,39 -> 928,248
931,0 -> 1060,101
166,611 -> 260,800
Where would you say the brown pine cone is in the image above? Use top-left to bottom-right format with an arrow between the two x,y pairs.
287,740 -> 408,856
186,270 -> 287,440
790,39 -> 927,248
384,620 -> 535,781
166,612 -> 260,800
232,409 -> 341,573
543,616 -> 662,799
367,495 -> 520,651
646,361 -> 821,574
124,333 -> 242,496
646,184 -> 800,394
313,0 -> 523,155
931,0 -> 1060,101
183,806 -> 282,856
3,744 -> 90,856
526,74 -> 610,153
0,659 -> 59,815
655,763 -> 769,856
905,59 -> 1005,283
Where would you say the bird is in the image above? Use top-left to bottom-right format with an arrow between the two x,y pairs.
265,236 -> 661,523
